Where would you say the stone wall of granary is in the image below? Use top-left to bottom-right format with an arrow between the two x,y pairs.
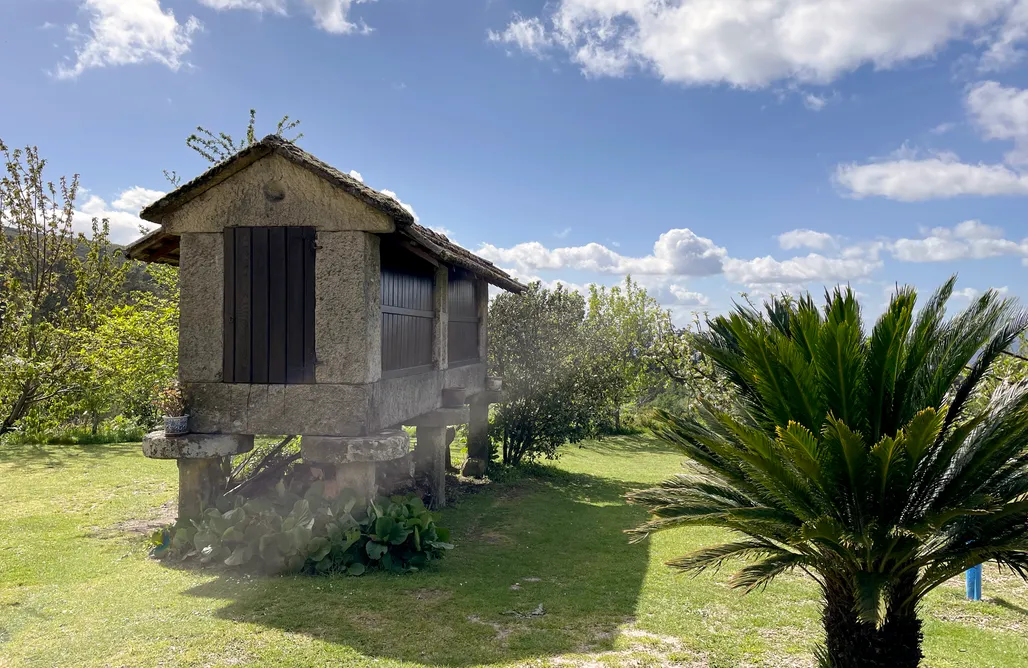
172,153 -> 487,437
157,153 -> 395,235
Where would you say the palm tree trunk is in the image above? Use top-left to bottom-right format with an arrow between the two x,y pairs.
821,579 -> 923,668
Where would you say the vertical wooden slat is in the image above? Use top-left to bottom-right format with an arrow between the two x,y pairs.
250,227 -> 269,384
285,227 -> 305,383
223,228 -> 236,383
268,227 -> 287,384
233,227 -> 252,382
303,228 -> 317,383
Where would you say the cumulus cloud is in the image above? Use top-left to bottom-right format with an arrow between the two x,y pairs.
74,186 -> 165,244
834,152 -> 1028,200
836,81 -> 1028,200
200,0 -> 372,34
112,186 -> 165,212
778,229 -> 837,251
722,253 -> 882,287
489,1 -> 1028,88
889,220 -> 1028,262
475,228 -> 726,277
966,80 -> 1028,164
56,0 -> 201,79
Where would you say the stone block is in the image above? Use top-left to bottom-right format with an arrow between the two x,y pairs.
404,406 -> 470,428
178,457 -> 229,520
143,431 -> 254,460
301,429 -> 410,464
315,231 -> 381,384
461,457 -> 488,478
178,233 -> 224,382
326,461 -> 377,500
414,425 -> 447,509
185,382 -> 371,435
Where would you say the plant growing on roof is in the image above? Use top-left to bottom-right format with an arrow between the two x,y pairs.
628,278 -> 1028,668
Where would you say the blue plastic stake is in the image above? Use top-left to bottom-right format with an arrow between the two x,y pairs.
965,564 -> 982,601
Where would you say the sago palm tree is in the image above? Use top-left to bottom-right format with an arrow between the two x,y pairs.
628,278 -> 1028,667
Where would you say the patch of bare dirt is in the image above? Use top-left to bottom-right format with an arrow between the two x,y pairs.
411,588 -> 453,604
94,502 -> 177,539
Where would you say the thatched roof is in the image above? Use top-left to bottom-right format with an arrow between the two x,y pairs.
125,135 -> 524,293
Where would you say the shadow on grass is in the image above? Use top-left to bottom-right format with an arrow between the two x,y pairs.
573,432 -> 677,456
992,597 -> 1028,616
0,442 -> 142,469
181,469 -> 652,666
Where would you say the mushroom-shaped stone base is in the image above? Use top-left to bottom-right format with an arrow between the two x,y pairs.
142,431 -> 255,521
301,429 -> 411,501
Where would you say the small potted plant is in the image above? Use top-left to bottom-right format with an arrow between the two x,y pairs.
154,381 -> 188,436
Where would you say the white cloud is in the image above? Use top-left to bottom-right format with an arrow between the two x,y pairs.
803,93 -> 828,111
74,187 -> 164,244
930,122 -> 956,135
488,15 -> 551,55
723,253 -> 881,287
889,220 -> 1028,262
490,1 -> 1028,88
669,284 -> 710,306
778,229 -> 836,251
979,0 -> 1028,70
348,169 -> 363,182
836,81 -> 1028,200
953,286 -> 1011,300
834,152 -> 1028,201
198,0 -> 287,11
966,80 -> 1028,164
57,0 -> 201,79
475,228 -> 726,277
554,227 -> 572,239
112,186 -> 165,212
201,0 -> 371,34
380,189 -> 419,222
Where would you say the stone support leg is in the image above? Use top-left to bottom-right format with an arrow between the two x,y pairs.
300,429 -> 410,501
330,461 -> 378,501
415,425 -> 447,509
177,457 -> 228,521
464,397 -> 491,478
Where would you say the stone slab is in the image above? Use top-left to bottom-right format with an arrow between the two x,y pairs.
143,431 -> 254,460
404,406 -> 470,428
301,429 -> 410,464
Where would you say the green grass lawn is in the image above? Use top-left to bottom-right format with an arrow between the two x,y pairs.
1,435 -> 1026,667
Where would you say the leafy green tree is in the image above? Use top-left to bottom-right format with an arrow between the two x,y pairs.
581,277 -> 666,432
73,264 -> 179,431
628,279 -> 1028,667
489,283 -> 592,465
0,140 -> 127,438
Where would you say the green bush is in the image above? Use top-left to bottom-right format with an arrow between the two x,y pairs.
157,481 -> 453,575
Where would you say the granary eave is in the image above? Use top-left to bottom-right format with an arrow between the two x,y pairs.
123,224 -> 526,293
138,134 -> 417,226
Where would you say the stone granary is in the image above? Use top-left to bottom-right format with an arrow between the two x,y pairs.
125,135 -> 525,519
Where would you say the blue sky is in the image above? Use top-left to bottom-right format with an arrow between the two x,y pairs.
3,0 -> 1028,320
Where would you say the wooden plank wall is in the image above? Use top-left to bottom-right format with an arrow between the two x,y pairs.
223,226 -> 316,384
447,270 -> 479,365
380,267 -> 434,375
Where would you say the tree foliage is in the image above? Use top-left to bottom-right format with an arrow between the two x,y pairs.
488,283 -> 593,465
72,264 -> 179,431
628,278 -> 1028,667
581,277 -> 666,431
0,140 -> 127,437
